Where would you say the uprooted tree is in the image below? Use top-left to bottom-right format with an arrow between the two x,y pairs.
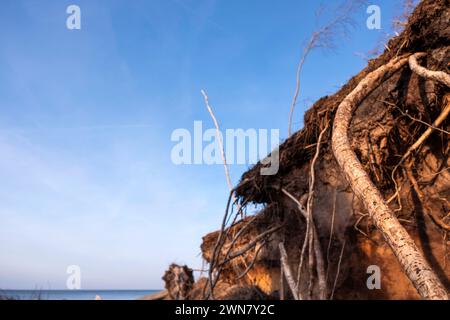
155,0 -> 450,300
332,52 -> 448,299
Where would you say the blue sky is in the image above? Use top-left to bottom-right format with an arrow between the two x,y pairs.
0,0 -> 405,289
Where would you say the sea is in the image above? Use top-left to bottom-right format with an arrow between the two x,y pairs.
0,289 -> 160,300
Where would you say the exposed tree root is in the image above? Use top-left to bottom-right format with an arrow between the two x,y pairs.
393,103 -> 450,135
281,188 -> 326,299
279,242 -> 300,300
162,0 -> 450,301
389,62 -> 450,216
331,52 -> 448,300
205,190 -> 234,300
236,242 -> 265,280
326,189 -> 337,285
204,203 -> 281,300
393,98 -> 450,173
330,239 -> 346,300
406,165 -> 450,232
409,54 -> 450,88
304,123 -> 329,299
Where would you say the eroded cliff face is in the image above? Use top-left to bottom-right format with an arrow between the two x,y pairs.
162,0 -> 450,300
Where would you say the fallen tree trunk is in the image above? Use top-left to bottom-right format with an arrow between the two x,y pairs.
331,53 -> 448,300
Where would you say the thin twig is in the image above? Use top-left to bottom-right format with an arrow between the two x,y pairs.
217,225 -> 282,270
206,212 -> 257,299
288,38 -> 315,136
330,239 -> 346,300
417,167 -> 450,181
280,267 -> 285,300
201,89 -> 234,192
304,123 -> 329,299
201,90 -> 249,299
236,241 -> 266,280
389,93 -> 450,209
354,212 -> 370,237
406,166 -> 450,232
201,89 -> 243,217
383,101 -> 450,135
205,190 -> 234,299
281,187 -> 325,299
395,99 -> 450,168
221,216 -> 259,264
326,188 -> 337,285
287,0 -> 365,136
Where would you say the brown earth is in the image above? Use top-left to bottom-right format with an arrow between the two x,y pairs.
161,0 -> 450,300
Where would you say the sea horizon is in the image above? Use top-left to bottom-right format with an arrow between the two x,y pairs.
0,289 -> 161,300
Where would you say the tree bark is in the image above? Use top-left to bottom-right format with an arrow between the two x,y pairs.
409,54 -> 450,87
331,53 -> 448,300
279,242 -> 300,300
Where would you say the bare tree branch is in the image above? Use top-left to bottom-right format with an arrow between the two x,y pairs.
288,0 -> 366,136
201,90 -> 235,194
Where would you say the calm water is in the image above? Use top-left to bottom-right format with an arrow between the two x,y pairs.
0,290 -> 159,300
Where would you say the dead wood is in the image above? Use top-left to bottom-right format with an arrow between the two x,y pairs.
331,53 -> 447,299
163,0 -> 450,300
